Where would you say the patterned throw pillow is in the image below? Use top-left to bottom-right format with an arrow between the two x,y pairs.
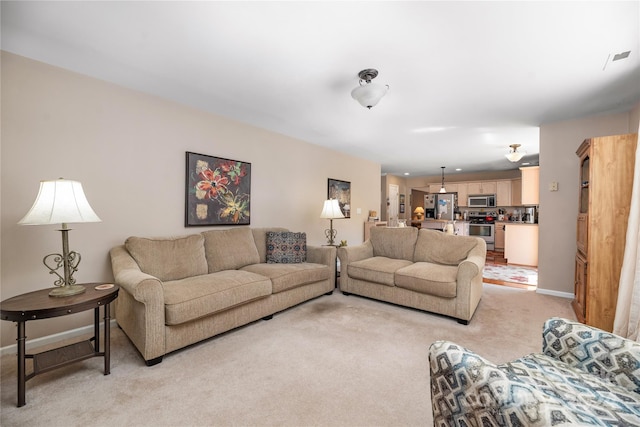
266,231 -> 307,264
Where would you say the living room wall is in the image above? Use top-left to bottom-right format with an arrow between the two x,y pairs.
0,52 -> 381,348
539,105 -> 640,297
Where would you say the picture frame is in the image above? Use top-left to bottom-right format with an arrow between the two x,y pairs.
399,194 -> 405,213
328,178 -> 351,218
185,152 -> 251,226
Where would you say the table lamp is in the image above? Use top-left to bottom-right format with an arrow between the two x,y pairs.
414,206 -> 425,220
18,179 -> 101,297
320,199 -> 345,246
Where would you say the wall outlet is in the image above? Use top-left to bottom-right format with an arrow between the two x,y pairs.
549,181 -> 559,191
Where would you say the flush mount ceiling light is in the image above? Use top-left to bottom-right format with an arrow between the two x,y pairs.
351,69 -> 389,109
505,144 -> 526,162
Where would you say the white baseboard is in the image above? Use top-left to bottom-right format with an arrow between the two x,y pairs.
0,319 -> 118,356
535,288 -> 574,299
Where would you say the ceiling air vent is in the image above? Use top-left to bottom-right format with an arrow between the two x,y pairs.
612,51 -> 631,61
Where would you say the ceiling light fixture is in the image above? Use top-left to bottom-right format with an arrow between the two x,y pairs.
439,166 -> 447,193
505,144 -> 526,162
351,69 -> 389,109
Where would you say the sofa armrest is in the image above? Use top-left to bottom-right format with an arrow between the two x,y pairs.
542,317 -> 640,395
307,245 -> 336,266
337,241 -> 374,266
307,245 -> 337,280
110,245 -> 163,304
429,340 -> 552,425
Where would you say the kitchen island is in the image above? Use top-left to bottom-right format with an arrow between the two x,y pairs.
505,223 -> 539,266
419,220 -> 470,236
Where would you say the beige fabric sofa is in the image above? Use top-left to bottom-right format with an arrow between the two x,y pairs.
110,227 -> 336,365
338,227 -> 486,324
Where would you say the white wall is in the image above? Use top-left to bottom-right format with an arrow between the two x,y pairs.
0,52 -> 381,347
538,106 -> 640,295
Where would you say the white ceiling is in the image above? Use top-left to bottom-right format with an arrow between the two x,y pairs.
2,1 -> 639,177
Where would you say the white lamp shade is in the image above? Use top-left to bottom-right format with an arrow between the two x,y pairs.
505,151 -> 526,162
351,83 -> 389,108
320,199 -> 345,219
18,179 -> 101,225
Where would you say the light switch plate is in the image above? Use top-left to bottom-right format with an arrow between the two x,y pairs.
356,208 -> 362,215
549,181 -> 559,191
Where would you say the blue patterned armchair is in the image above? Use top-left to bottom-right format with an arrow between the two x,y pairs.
429,318 -> 640,426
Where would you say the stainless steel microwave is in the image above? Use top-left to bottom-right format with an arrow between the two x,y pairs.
468,194 -> 496,208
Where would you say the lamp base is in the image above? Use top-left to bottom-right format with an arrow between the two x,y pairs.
49,284 -> 86,298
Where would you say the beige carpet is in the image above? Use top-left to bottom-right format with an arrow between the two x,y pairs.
1,284 -> 575,426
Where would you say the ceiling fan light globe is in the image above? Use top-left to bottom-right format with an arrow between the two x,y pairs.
351,83 -> 388,109
505,152 -> 526,162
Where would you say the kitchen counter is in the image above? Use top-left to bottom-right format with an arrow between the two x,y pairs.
420,220 -> 470,236
496,220 -> 538,226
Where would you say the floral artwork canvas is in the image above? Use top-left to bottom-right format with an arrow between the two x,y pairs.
185,152 -> 251,226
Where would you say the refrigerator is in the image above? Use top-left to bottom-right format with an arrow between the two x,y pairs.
435,193 -> 456,220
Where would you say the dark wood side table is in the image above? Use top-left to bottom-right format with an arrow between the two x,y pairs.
0,283 -> 119,407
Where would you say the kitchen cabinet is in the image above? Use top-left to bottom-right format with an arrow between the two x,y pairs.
467,181 -> 496,195
572,133 -> 637,332
457,183 -> 468,207
429,183 -> 457,194
496,180 -> 512,206
520,166 -> 539,205
511,178 -> 522,206
494,222 -> 506,250
505,224 -> 538,266
428,184 -> 441,194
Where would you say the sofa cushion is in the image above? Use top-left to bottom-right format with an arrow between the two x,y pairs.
266,231 -> 307,263
348,256 -> 413,286
413,229 -> 478,265
252,227 -> 289,263
202,228 -> 261,273
241,262 -> 329,293
125,234 -> 208,282
370,226 -> 419,261
162,270 -> 272,325
395,262 -> 458,297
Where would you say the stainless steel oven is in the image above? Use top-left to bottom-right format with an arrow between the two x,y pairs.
469,223 -> 495,250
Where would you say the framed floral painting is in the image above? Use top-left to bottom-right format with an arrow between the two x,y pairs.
328,178 -> 351,218
185,152 -> 251,226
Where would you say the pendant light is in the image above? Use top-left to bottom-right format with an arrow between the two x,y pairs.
505,144 -> 526,162
439,167 -> 447,193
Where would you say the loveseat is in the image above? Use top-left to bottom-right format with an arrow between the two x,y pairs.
337,227 -> 486,324
110,227 -> 335,365
429,318 -> 640,425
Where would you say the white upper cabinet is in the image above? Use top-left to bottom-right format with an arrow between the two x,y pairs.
496,180 -> 512,206
467,181 -> 496,195
520,166 -> 540,205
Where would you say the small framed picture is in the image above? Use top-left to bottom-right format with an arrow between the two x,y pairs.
328,178 -> 351,218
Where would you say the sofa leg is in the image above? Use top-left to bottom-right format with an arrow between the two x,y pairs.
457,319 -> 470,325
145,356 -> 163,366
342,291 -> 351,296
324,290 -> 333,296
262,315 -> 273,320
